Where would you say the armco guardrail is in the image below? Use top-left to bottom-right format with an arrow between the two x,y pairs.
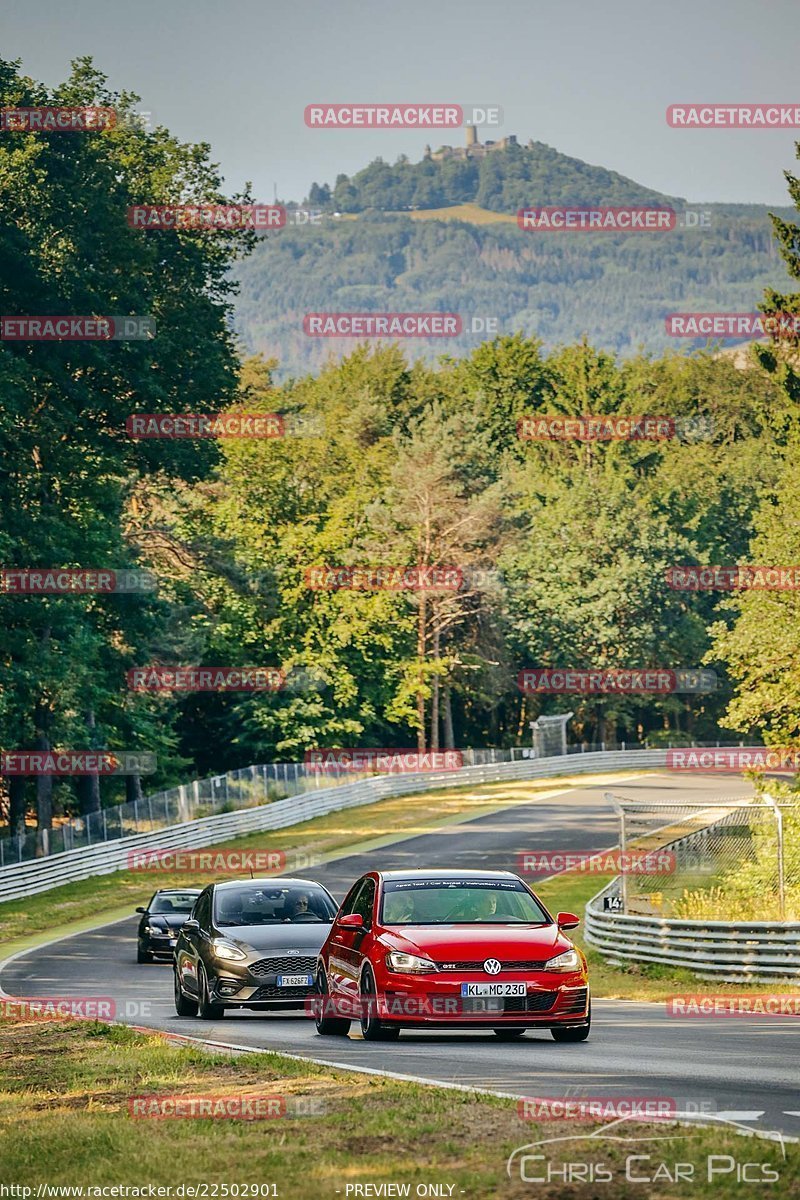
0,748 -> 668,903
585,878 -> 800,983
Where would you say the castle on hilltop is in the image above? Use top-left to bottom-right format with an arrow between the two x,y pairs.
424,128 -> 533,161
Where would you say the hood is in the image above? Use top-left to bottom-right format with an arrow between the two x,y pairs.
214,922 -> 332,953
379,923 -> 570,960
149,913 -> 193,930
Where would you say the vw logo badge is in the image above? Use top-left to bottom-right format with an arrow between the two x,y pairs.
483,958 -> 502,975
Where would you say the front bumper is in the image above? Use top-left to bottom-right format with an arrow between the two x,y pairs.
207,959 -> 317,1008
143,933 -> 179,956
372,972 -> 589,1026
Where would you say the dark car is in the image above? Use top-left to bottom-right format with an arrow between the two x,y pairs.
315,869 -> 590,1041
136,889 -> 202,962
173,877 -> 338,1019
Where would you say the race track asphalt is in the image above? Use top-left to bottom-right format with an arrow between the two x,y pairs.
3,771 -> 797,1140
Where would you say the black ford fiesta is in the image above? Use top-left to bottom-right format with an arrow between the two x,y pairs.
173,878 -> 338,1019
136,889 -> 202,962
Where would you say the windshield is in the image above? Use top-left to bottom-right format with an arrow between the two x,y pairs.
214,884 -> 337,926
150,892 -> 199,914
381,880 -> 550,925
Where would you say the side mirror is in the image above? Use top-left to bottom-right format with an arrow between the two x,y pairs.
182,918 -> 200,931
135,906 -> 146,914
556,912 -> 580,931
338,913 -> 364,929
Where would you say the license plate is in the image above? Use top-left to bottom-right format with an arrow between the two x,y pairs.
460,982 -> 527,997
277,973 -> 313,987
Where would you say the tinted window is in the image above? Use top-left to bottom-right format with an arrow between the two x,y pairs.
193,890 -> 212,928
338,878 -> 367,917
214,883 -> 337,926
351,879 -> 375,925
381,880 -> 549,925
150,892 -> 198,914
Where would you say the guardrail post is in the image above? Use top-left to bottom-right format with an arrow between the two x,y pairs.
606,791 -> 628,915
764,794 -> 785,921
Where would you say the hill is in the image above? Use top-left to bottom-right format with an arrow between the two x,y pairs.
232,138 -> 793,378
307,137 -> 683,213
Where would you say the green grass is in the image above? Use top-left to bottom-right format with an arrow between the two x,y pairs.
0,1016 -> 794,1197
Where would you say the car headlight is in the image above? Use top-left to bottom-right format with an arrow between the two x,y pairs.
145,925 -> 168,936
385,951 -> 437,974
210,939 -> 248,961
544,948 -> 580,972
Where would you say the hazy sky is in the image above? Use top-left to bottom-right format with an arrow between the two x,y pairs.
3,0 -> 799,204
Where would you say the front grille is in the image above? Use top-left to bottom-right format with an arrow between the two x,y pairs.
249,956 -> 317,978
436,959 -> 548,972
506,991 -> 558,1013
559,988 -> 588,1016
420,991 -> 558,1015
250,984 -> 314,1000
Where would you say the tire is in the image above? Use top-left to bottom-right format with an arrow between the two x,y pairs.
314,969 -> 351,1036
137,943 -> 153,964
493,1028 -> 526,1040
173,966 -> 198,1017
359,965 -> 400,1041
551,1001 -> 591,1042
197,962 -> 225,1021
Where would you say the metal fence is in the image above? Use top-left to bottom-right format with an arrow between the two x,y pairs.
0,748 -> 673,901
604,790 -> 800,922
584,788 -> 800,982
0,738 -> 749,867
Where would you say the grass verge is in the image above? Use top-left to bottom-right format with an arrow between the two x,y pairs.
0,1016 -> 793,1198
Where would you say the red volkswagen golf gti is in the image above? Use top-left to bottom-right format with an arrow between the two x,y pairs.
314,869 -> 590,1041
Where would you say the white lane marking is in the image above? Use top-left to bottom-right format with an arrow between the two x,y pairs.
714,1111 -> 765,1121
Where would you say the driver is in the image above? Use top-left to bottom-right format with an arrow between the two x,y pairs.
456,891 -> 499,921
285,892 -> 311,919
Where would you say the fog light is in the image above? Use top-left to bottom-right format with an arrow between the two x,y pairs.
218,981 -> 241,996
